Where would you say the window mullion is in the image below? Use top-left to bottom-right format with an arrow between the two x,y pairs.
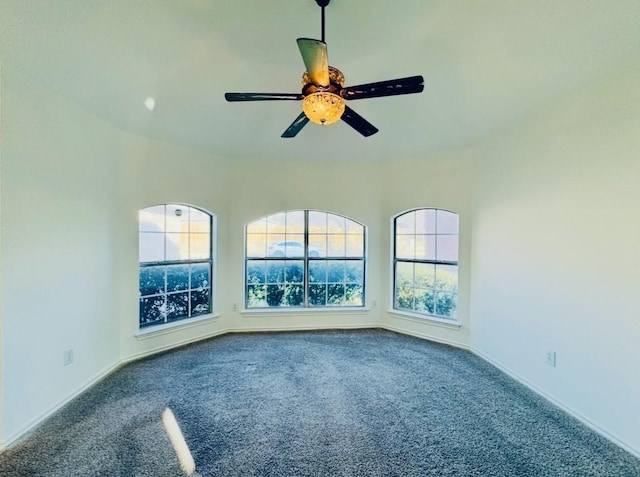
304,210 -> 309,307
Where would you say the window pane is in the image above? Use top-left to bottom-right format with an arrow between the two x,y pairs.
284,284 -> 304,306
190,263 -> 210,290
327,261 -> 346,283
395,261 -> 414,287
327,284 -> 345,305
247,261 -> 267,284
436,235 -> 458,262
247,285 -> 267,307
166,233 -> 186,261
327,214 -> 346,233
396,236 -> 414,260
309,284 -> 327,306
247,234 -> 268,257
345,284 -> 363,306
266,234 -> 286,256
166,205 -> 189,233
435,265 -> 458,293
327,235 -> 346,256
414,235 -> 436,261
266,261 -> 285,284
308,211 -> 327,233
285,261 -> 304,283
167,265 -> 189,292
395,212 -> 415,235
346,219 -> 363,234
139,232 -> 165,262
191,290 -> 210,316
265,284 -> 286,306
285,211 -> 304,234
189,233 -> 210,260
189,208 -> 210,234
267,213 -> 286,233
415,209 -> 436,234
167,292 -> 189,320
346,235 -> 364,257
282,236 -> 305,257
309,235 -> 327,256
140,266 -> 165,296
140,296 -> 165,326
346,261 -> 364,283
437,210 -> 458,234
415,288 -> 435,314
139,205 -> 165,232
309,261 -> 327,283
415,262 -> 436,288
395,285 -> 413,310
436,292 -> 457,317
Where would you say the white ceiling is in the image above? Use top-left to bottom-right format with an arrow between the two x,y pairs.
1,0 -> 637,162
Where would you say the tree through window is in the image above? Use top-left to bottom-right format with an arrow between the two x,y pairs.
245,210 -> 366,308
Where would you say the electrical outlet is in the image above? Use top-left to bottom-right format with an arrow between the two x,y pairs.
546,351 -> 556,367
372,300 -> 377,309
232,303 -> 238,311
63,349 -> 74,366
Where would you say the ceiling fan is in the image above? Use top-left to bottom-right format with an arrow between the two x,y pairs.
224,0 -> 424,138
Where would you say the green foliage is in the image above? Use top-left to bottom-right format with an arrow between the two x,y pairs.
247,260 -> 363,308
395,265 -> 458,318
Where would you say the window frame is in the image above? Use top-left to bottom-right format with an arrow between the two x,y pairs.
392,208 -> 459,321
138,204 -> 216,330
244,210 -> 367,310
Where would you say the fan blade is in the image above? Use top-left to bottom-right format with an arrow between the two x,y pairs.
297,38 -> 330,87
340,75 -> 424,100
225,92 -> 303,102
341,106 -> 379,137
281,112 -> 310,138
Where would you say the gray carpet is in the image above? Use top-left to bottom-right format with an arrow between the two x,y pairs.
1,329 -> 639,476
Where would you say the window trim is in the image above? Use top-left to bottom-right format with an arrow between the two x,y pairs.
244,209 -> 367,310
391,207 -> 459,321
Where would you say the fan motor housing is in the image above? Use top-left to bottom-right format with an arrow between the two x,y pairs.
301,66 -> 345,96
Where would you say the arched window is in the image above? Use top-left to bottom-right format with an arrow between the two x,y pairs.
245,210 -> 365,308
138,204 -> 215,328
393,208 -> 459,319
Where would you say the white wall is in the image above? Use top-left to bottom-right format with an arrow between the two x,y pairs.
115,131 -> 231,361
0,70 -> 121,445
378,153 -> 473,348
225,159 -> 385,331
469,70 -> 640,454
1,56 -> 637,458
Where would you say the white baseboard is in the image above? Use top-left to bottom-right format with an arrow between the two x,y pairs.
380,323 -> 469,350
471,346 -> 640,459
1,361 -> 121,450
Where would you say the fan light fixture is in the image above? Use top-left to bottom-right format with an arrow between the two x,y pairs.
302,92 -> 345,125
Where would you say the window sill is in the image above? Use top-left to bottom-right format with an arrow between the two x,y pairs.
135,313 -> 220,340
240,307 -> 370,317
387,309 -> 461,329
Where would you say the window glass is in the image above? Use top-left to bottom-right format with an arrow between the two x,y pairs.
246,210 -> 365,309
393,208 -> 458,319
139,204 -> 214,328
